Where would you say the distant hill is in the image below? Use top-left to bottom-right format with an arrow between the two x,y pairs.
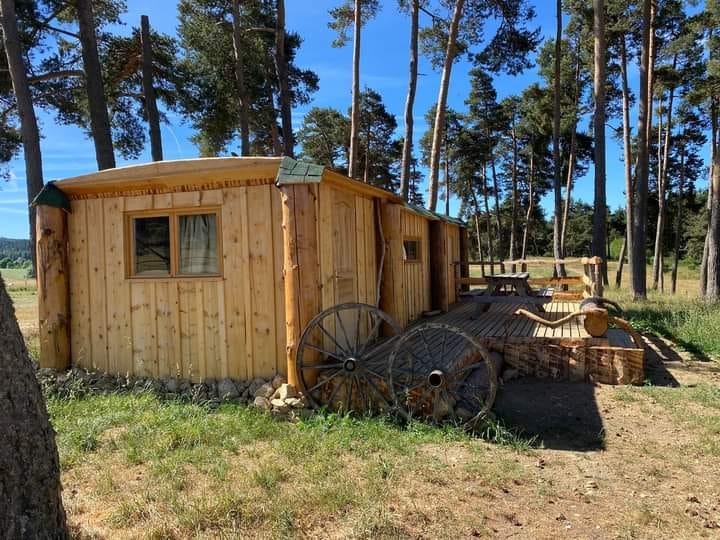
0,237 -> 31,267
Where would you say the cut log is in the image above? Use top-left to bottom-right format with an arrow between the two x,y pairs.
515,298 -> 608,338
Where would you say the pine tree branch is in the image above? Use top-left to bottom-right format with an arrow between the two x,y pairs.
28,69 -> 85,83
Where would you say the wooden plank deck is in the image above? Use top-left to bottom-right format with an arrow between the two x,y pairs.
427,299 -> 589,340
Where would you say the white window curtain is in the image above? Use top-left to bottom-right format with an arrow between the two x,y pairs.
179,214 -> 218,274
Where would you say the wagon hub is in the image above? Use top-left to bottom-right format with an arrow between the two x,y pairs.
427,369 -> 445,388
343,357 -> 359,372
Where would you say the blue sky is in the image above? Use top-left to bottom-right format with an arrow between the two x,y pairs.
0,0 -> 701,239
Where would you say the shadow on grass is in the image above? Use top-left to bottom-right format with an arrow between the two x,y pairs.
492,378 -> 606,452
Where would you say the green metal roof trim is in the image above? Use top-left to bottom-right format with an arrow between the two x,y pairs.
404,203 -> 465,227
30,181 -> 71,213
275,156 -> 325,186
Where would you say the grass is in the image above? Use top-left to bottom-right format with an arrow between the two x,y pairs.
48,391 -> 537,537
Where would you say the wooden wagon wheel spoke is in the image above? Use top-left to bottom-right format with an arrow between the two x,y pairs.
317,323 -> 353,358
296,303 -> 402,414
389,322 -> 498,429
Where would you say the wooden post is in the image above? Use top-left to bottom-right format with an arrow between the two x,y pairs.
579,298 -> 609,337
279,183 -> 321,387
36,204 -> 70,370
429,221 -> 449,312
379,201 -> 405,331
458,227 -> 469,293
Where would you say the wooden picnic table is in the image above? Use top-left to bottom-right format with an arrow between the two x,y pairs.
460,272 -> 554,315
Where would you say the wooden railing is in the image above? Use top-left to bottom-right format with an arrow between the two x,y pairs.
453,257 -> 604,301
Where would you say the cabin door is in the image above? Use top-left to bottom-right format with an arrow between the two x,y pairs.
332,191 -> 359,350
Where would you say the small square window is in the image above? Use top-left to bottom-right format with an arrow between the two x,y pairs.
178,214 -> 218,275
403,238 -> 420,262
127,209 -> 222,278
134,216 -> 170,276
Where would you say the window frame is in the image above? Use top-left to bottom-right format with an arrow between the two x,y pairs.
403,236 -> 422,264
125,206 -> 223,280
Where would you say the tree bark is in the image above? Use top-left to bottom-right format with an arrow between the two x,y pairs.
231,0 -> 251,156
652,75 -> 674,290
482,164 -> 494,264
0,0 -> 44,275
592,0 -> 607,284
348,0 -> 362,179
707,120 -> 720,300
617,33 -> 633,289
140,15 -> 163,162
427,0 -> 465,211
700,97 -> 717,297
0,276 -> 68,537
630,0 -> 652,300
400,0 -> 419,201
615,236 -> 627,288
76,0 -> 115,170
275,0 -> 294,157
521,153 -> 535,259
552,0 -> 564,276
671,144 -> 684,294
490,154 -> 502,245
509,123 -> 519,260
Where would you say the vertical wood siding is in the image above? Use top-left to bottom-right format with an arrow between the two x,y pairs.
446,223 -> 460,305
400,210 -> 431,323
67,182 -> 380,382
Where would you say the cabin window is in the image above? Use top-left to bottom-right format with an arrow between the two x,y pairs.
403,238 -> 421,263
127,209 -> 222,278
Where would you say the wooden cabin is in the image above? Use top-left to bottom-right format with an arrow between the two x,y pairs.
34,157 -> 467,384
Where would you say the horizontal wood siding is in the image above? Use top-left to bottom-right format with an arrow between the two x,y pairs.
67,185 -> 285,382
400,210 -> 431,323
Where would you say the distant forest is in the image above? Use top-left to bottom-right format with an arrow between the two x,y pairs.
0,237 -> 31,268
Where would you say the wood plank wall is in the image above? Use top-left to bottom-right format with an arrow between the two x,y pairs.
67,182 -> 381,382
446,223 -> 460,305
400,209 -> 431,323
68,185 -> 286,382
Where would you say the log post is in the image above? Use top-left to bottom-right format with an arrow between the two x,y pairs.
379,201 -> 405,331
279,183 -> 321,387
579,298 -> 609,337
36,204 -> 71,370
429,221 -> 449,312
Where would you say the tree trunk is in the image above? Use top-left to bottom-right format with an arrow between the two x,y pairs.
275,0 -> 293,157
561,39 -> 583,258
552,0 -> 564,276
482,164 -> 494,264
231,0 -> 251,156
0,276 -> 68,537
348,0 -> 362,179
592,0 -> 607,284
427,0 -> 465,211
509,125 -> 519,260
76,0 -> 115,170
140,15 -> 163,162
652,76 -> 674,290
671,145 -> 684,294
444,156 -> 450,216
0,0 -> 44,275
521,153 -> 535,259
700,98 -> 717,297
630,0 -> 652,300
400,0 -> 419,201
617,33 -> 633,289
490,154 -> 502,245
615,236 -> 627,288
707,123 -> 720,300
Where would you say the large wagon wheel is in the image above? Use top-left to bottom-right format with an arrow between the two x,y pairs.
389,323 -> 498,429
295,303 -> 402,413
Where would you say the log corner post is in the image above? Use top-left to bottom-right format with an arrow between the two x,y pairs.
378,201 -> 405,332
458,227 -> 469,293
279,182 -> 321,387
35,203 -> 71,370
